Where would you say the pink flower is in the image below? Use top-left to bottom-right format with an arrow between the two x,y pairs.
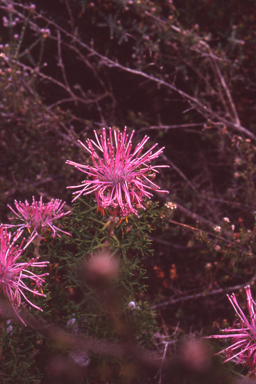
0,226 -> 48,325
66,127 -> 169,217
7,196 -> 71,238
205,286 -> 256,374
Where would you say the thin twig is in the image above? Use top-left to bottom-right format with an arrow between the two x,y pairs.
169,218 -> 250,252
4,1 -> 255,140
160,154 -> 196,191
152,276 -> 256,309
175,203 -> 215,227
139,123 -> 204,132
149,235 -> 205,250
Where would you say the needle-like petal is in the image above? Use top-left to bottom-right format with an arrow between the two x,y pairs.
66,127 -> 169,217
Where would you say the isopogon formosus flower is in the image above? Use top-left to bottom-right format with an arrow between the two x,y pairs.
0,226 -> 48,325
7,196 -> 71,238
205,286 -> 256,375
66,127 -> 169,217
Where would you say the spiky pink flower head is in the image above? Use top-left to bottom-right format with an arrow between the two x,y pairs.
0,226 -> 49,325
205,286 -> 256,375
7,196 -> 71,238
66,127 -> 169,217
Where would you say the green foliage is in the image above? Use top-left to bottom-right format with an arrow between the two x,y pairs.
0,324 -> 45,383
0,196 -> 162,383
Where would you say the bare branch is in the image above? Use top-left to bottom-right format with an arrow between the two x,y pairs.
151,276 -> 256,309
1,1 -> 254,141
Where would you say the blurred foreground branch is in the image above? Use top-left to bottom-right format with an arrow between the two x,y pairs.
0,298 -> 249,384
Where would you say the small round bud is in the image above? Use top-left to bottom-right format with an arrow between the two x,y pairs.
85,253 -> 120,286
41,28 -> 51,38
128,301 -> 136,310
2,16 -> 8,27
213,225 -> 221,232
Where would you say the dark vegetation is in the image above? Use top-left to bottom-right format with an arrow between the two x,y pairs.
0,0 -> 256,382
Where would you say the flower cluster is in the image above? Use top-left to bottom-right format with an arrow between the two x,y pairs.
0,226 -> 48,325
0,196 -> 71,323
66,127 -> 168,217
205,286 -> 256,374
7,196 -> 71,238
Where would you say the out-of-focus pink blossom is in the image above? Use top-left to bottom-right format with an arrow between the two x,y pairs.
66,127 -> 168,217
7,196 -> 71,238
205,286 -> 256,374
0,226 -> 48,325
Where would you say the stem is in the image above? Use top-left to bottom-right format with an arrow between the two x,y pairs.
34,236 -> 41,258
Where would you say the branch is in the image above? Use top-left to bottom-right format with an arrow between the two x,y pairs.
152,275 -> 256,309
139,123 -> 205,132
168,218 -> 250,252
175,204 -> 215,227
4,1 -> 255,140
